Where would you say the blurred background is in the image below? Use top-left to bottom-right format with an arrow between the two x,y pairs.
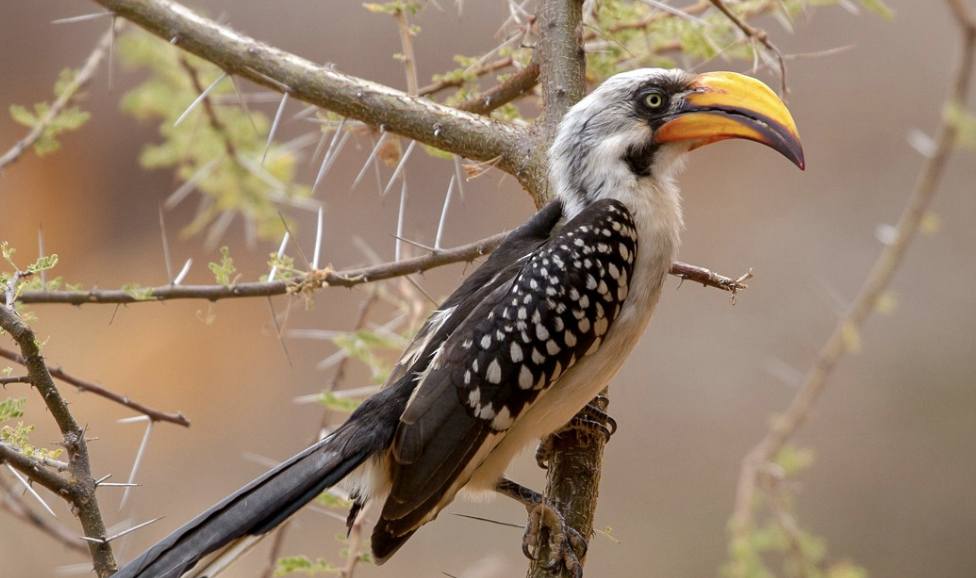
1,1 -> 974,577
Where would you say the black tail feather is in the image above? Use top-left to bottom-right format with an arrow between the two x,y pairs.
111,380 -> 413,578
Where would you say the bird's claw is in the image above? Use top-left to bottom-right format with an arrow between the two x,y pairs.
536,401 -> 616,469
521,501 -> 587,577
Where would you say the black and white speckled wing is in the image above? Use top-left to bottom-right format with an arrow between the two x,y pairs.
373,198 -> 638,558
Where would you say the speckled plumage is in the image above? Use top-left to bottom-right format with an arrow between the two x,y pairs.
111,67 -> 802,578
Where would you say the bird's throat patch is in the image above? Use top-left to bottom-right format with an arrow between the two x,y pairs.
623,140 -> 658,177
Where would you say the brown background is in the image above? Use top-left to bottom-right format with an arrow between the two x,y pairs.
1,1 -> 974,577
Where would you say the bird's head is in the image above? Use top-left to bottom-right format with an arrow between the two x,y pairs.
549,68 -> 803,215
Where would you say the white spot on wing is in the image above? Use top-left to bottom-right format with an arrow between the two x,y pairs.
518,365 -> 533,389
492,406 -> 514,430
510,342 -> 524,363
486,358 -> 502,384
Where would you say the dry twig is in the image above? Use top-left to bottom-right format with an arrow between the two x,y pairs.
0,346 -> 190,427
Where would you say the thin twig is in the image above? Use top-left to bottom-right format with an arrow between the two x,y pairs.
0,346 -> 190,427
0,476 -> 89,556
707,0 -> 788,94
418,56 -> 515,97
455,58 -> 541,115
395,7 -> 419,96
91,0 -> 527,184
669,261 -> 752,301
0,24 -> 117,171
19,232 -> 509,305
728,3 -> 976,576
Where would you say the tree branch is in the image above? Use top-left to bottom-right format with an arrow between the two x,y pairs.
0,347 -> 190,427
0,475 -> 90,556
19,231 -> 508,305
728,2 -> 976,575
0,307 -> 117,576
456,58 -> 542,116
89,0 -> 531,181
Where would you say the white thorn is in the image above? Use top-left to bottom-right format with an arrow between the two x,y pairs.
453,155 -> 467,201
174,72 -> 228,127
875,223 -> 899,246
229,76 -> 259,134
173,258 -> 193,285
51,11 -> 114,24
395,177 -> 408,262
261,92 -> 290,165
382,140 -> 417,197
119,420 -> 153,511
91,517 -> 165,544
312,120 -> 351,194
268,232 -> 291,282
158,203 -> 174,283
352,131 -> 389,191
435,175 -> 456,250
204,210 -> 235,250
5,463 -> 57,518
907,129 -> 936,158
312,207 -> 324,270
165,155 -> 223,209
117,415 -> 151,424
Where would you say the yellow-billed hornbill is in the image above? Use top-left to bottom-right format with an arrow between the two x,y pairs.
112,68 -> 803,578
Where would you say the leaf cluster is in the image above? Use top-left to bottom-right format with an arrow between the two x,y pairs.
1,420 -> 64,462
118,30 -> 311,241
9,68 -> 91,156
726,443 -> 867,578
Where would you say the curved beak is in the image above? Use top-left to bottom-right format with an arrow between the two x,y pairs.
653,71 -> 805,170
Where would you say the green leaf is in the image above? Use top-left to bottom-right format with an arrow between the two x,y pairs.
0,398 -> 26,423
9,104 -> 37,127
122,283 -> 156,301
209,246 -> 239,288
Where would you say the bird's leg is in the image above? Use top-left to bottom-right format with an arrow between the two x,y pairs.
535,396 -> 616,469
495,478 -> 586,578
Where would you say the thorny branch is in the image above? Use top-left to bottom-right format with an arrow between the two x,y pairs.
19,231 -> 508,305
728,2 -> 976,576
0,475 -> 90,556
0,346 -> 190,427
89,0 -> 539,190
16,222 -> 746,308
0,307 -> 117,576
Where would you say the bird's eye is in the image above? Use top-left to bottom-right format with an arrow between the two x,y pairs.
643,92 -> 666,109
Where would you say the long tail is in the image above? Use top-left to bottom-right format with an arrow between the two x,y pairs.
112,409 -> 392,578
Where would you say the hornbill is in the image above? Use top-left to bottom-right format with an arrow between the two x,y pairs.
112,68 -> 803,578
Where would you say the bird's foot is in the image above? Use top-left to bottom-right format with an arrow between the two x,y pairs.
522,500 -> 587,578
495,479 -> 587,577
535,398 -> 616,469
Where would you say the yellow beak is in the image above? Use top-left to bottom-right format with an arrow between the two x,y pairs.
653,71 -> 805,169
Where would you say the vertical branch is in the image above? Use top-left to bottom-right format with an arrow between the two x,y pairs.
520,0 -> 587,208
528,2 -> 600,578
536,0 -> 586,142
0,308 -> 117,576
